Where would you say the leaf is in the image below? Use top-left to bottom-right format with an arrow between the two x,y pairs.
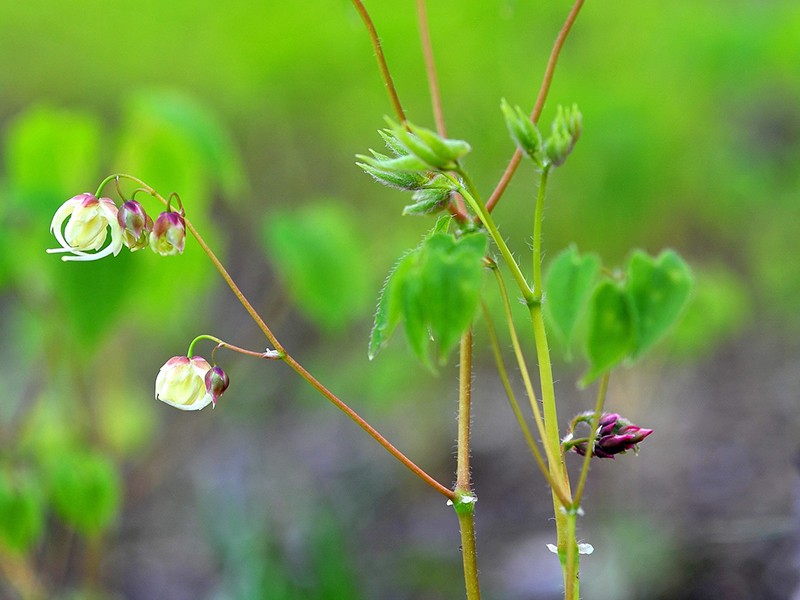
0,469 -> 45,554
625,249 -> 693,359
418,232 -> 487,363
543,245 -> 601,357
263,201 -> 371,332
369,249 -> 417,360
582,280 -> 636,386
368,228 -> 487,367
46,450 -> 121,537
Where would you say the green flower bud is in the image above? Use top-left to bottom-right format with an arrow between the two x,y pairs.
500,99 -> 543,164
543,104 -> 582,167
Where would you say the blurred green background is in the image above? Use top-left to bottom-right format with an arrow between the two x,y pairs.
1,1 -> 799,598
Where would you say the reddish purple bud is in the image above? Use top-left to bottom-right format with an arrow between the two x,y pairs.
149,211 -> 186,256
568,412 -> 653,459
118,200 -> 153,251
204,366 -> 230,408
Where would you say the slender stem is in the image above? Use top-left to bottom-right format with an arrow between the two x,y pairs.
102,174 -> 453,499
454,329 -> 481,599
572,373 -> 610,508
564,510 -> 580,600
281,353 -> 454,500
185,219 -> 285,353
448,170 -> 535,305
456,329 -> 474,491
491,266 -> 570,505
351,0 -> 406,123
532,167 -> 551,300
417,0 -> 446,137
481,300 -> 569,505
485,0 -> 586,213
456,507 -> 482,600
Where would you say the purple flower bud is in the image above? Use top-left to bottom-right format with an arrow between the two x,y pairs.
204,366 -> 230,408
568,412 -> 653,459
118,200 -> 153,251
149,211 -> 186,256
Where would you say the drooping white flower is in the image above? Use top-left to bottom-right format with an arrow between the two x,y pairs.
155,356 -> 214,411
47,193 -> 123,261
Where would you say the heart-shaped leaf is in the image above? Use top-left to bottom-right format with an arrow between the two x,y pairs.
626,250 -> 693,359
544,245 -> 601,356
582,280 -> 636,386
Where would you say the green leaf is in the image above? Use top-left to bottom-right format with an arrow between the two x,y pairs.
544,245 -> 601,357
0,469 -> 45,554
46,450 -> 121,537
582,280 -> 636,386
263,201 -> 371,332
625,249 -> 693,359
369,249 -> 417,360
418,232 -> 487,363
368,229 -> 487,367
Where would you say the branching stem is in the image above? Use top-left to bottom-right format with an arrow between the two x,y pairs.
485,0 -> 586,213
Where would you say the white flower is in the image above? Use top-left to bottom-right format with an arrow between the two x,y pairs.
47,193 -> 123,261
155,356 -> 214,411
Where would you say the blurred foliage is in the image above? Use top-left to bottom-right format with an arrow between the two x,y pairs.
0,0 -> 797,598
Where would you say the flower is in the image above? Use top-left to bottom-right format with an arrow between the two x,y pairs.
117,200 -> 153,251
155,355 -> 214,411
47,193 -> 123,261
149,211 -> 186,256
204,366 -> 230,408
568,412 -> 653,459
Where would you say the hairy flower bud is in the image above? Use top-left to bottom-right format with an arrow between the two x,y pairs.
150,211 -> 186,256
118,200 -> 153,251
155,355 -> 214,410
47,193 -> 123,261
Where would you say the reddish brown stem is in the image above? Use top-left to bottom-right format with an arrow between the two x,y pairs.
485,0 -> 586,213
351,0 -> 406,123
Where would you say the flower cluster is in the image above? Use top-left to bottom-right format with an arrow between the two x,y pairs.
47,193 -> 185,262
565,412 -> 653,459
155,356 -> 230,411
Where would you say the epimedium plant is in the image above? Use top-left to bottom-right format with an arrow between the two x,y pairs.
44,1 -> 693,598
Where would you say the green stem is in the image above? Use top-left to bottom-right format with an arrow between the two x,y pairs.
563,509 -> 580,600
489,265 -> 570,505
448,170 -> 535,305
572,373 -> 610,508
532,167 -> 551,300
455,329 -> 481,600
456,504 -> 481,600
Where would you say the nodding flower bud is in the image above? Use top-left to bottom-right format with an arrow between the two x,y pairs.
204,366 -> 230,408
565,412 -> 653,459
117,200 -> 153,251
149,211 -> 186,256
155,355 -> 213,411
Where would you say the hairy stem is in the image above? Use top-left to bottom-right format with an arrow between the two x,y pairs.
455,329 -> 481,599
485,0 -> 586,213
456,329 -> 474,491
